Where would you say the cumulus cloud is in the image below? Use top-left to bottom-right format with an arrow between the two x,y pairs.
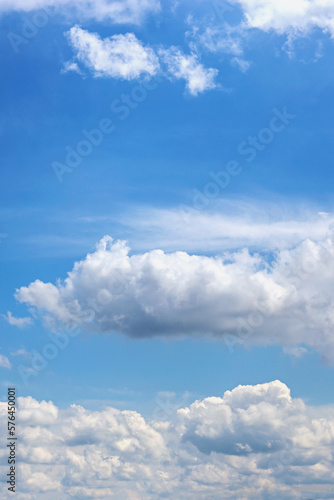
179,381 -> 309,455
66,26 -> 160,80
14,231 -> 334,362
0,381 -> 333,499
0,0 -> 161,24
231,0 -> 334,37
187,0 -> 334,63
66,27 -> 218,95
0,353 -> 11,369
2,311 -> 33,328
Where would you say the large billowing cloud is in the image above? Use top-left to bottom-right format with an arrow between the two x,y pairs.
0,381 -> 333,499
0,0 -> 160,24
15,231 -> 334,362
178,380 -> 327,456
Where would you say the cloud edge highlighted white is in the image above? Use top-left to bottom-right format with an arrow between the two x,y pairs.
14,232 -> 334,363
0,380 -> 334,499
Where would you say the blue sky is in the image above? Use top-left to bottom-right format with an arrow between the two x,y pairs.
2,1 -> 334,498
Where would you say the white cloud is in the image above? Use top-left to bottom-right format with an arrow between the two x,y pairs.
159,47 -> 218,95
187,1 -> 334,62
0,353 -> 11,369
66,27 -> 218,95
283,346 -> 308,359
19,396 -> 58,425
231,56 -> 251,72
117,203 -> 334,253
179,381 -> 312,456
2,311 -> 33,328
184,12 -> 250,71
14,229 -> 334,362
0,381 -> 333,498
0,0 -> 161,24
11,348 -> 32,357
60,60 -> 83,76
67,26 -> 160,80
231,0 -> 334,37
187,22 -> 245,57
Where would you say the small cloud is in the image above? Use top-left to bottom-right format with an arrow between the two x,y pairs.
10,348 -> 31,358
61,61 -> 84,76
159,47 -> 218,95
231,57 -> 251,73
283,346 -> 308,359
66,27 -> 160,80
0,354 -> 11,370
3,311 -> 33,329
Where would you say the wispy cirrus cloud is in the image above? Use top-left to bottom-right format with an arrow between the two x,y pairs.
0,0 -> 161,24
11,348 -> 32,358
2,311 -> 33,328
158,46 -> 219,95
0,353 -> 11,369
186,17 -> 245,57
116,203 -> 334,253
